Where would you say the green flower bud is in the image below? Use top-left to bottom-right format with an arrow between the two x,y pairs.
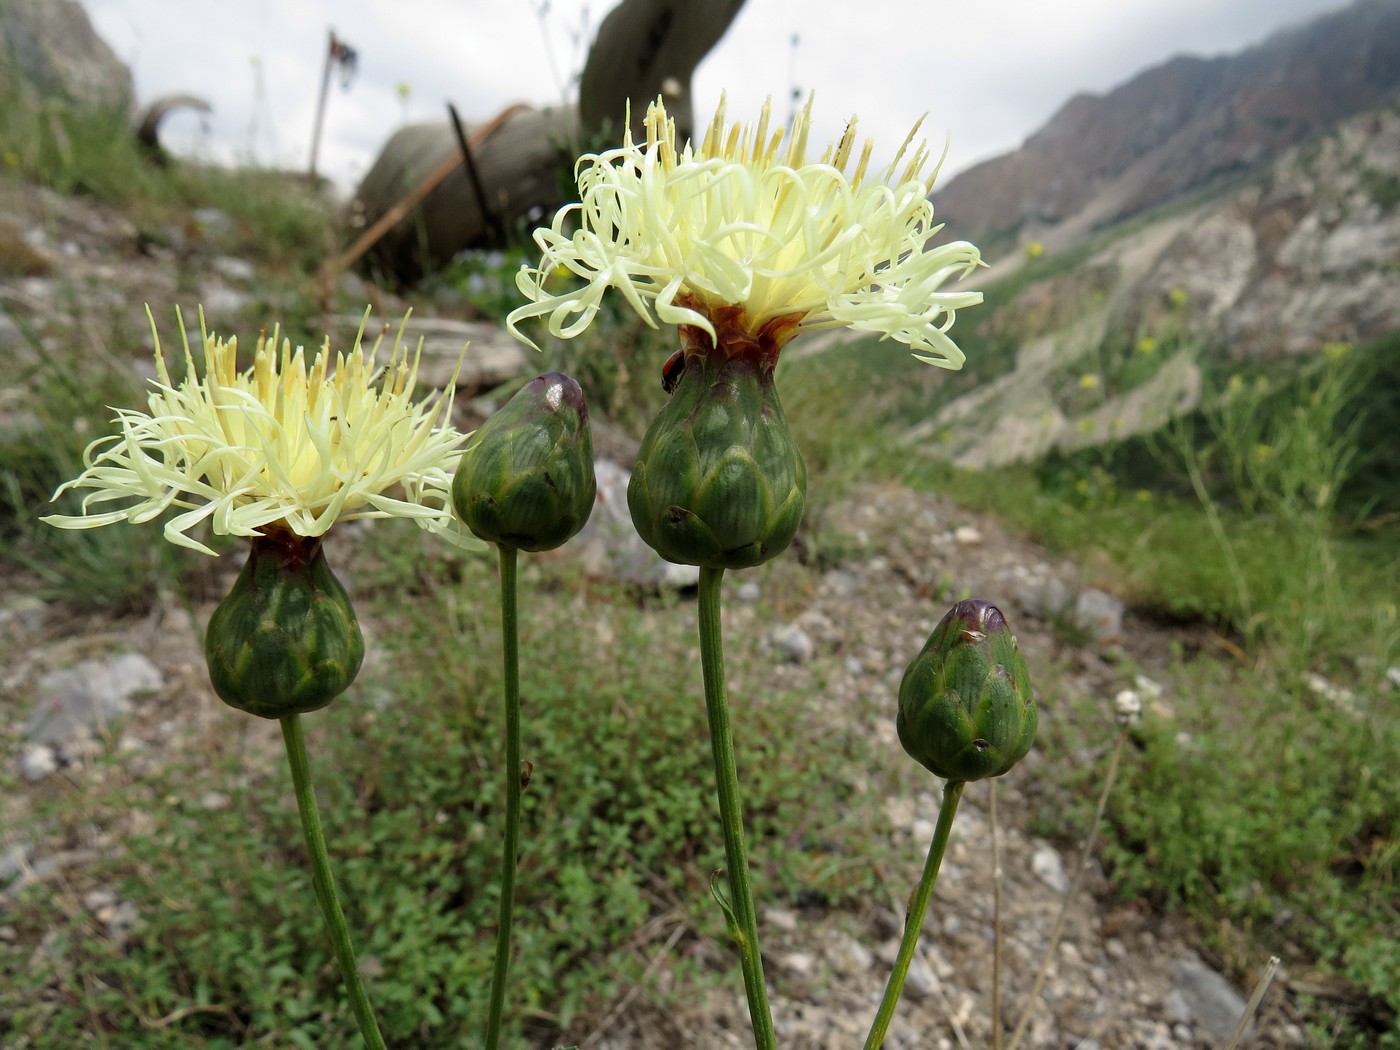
628,349 -> 805,569
897,599 -> 1037,781
452,372 -> 596,551
204,530 -> 365,719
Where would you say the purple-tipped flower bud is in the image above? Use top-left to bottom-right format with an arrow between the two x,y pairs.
897,599 -> 1037,781
204,530 -> 365,719
452,372 -> 596,552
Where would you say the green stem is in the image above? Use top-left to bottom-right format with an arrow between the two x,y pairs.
696,566 -> 776,1050
484,545 -> 521,1050
279,714 -> 386,1050
863,779 -> 966,1050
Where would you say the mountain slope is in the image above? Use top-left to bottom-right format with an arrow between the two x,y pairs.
909,101 -> 1400,469
934,0 -> 1400,252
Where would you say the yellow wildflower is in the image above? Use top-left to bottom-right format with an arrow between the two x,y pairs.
508,94 -> 983,367
42,309 -> 475,554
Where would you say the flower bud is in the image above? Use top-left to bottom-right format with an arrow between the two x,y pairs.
204,530 -> 365,719
628,349 -> 805,569
452,372 -> 596,551
897,599 -> 1037,781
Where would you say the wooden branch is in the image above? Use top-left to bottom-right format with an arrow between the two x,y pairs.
336,103 -> 529,273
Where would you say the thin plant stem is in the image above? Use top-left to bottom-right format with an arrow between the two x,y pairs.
1178,429 -> 1255,647
991,779 -> 1004,1050
279,714 -> 387,1050
696,565 -> 776,1050
1006,725 -> 1131,1050
484,545 -> 521,1050
1222,956 -> 1281,1050
864,778 -> 966,1050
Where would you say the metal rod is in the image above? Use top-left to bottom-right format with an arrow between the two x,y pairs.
333,104 -> 527,273
447,102 -> 506,244
307,29 -> 336,183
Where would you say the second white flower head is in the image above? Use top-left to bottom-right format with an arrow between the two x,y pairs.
509,93 -> 984,366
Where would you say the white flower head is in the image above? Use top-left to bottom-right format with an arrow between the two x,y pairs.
42,308 -> 480,554
507,93 -> 984,366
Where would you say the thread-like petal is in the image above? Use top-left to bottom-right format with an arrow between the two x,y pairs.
509,94 -> 984,362
42,308 -> 479,553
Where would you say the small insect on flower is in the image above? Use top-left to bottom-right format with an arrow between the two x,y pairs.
661,349 -> 686,394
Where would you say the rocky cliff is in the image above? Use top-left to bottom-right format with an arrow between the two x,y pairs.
0,0 -> 132,113
908,101 -> 1400,469
933,0 -> 1400,253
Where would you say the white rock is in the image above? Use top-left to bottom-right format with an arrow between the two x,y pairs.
212,255 -> 256,282
884,796 -> 915,833
567,460 -> 699,589
0,595 -> 47,633
1075,587 -> 1125,643
1163,988 -> 1193,1024
1303,671 -> 1356,712
0,844 -> 31,889
772,623 -> 814,664
763,906 -> 798,933
1031,844 -> 1071,894
826,931 -> 873,976
779,951 -> 816,977
83,888 -> 117,912
1172,952 -> 1250,1040
26,652 -> 163,747
1114,689 -> 1143,723
1133,673 -> 1165,699
1134,1019 -> 1176,1050
197,282 -> 249,315
902,955 -> 938,1000
20,744 -> 58,782
953,525 -> 982,545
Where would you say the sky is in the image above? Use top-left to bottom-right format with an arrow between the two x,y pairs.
83,0 -> 1353,196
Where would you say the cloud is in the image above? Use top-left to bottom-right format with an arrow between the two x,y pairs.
81,0 -> 1351,192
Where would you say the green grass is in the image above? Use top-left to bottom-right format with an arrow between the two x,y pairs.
1,78 -> 334,289
0,531 -> 897,1048
779,321 -> 1400,1046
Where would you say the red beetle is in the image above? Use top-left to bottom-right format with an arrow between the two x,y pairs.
661,349 -> 686,394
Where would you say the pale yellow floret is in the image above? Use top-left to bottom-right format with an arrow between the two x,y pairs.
41,307 -> 478,555
507,93 -> 984,365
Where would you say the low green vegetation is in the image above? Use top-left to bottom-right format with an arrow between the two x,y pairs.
2,539 -> 894,1046
0,83 -> 332,277
782,326 -> 1400,1047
